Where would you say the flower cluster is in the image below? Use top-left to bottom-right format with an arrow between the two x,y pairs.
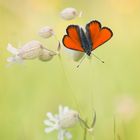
5,7 -> 96,138
6,7 -> 83,65
7,40 -> 57,64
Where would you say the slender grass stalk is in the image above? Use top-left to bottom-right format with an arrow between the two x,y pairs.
57,52 -> 82,114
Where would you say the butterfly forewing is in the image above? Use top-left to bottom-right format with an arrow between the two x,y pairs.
62,25 -> 84,52
86,20 -> 113,50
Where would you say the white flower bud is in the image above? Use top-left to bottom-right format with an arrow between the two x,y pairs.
38,26 -> 54,38
59,110 -> 79,129
38,48 -> 57,61
65,48 -> 84,61
18,40 -> 42,59
60,8 -> 79,20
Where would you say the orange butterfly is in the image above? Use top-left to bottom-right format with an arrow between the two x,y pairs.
62,20 -> 113,56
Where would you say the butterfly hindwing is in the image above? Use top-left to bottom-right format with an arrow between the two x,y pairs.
62,25 -> 84,52
86,20 -> 113,50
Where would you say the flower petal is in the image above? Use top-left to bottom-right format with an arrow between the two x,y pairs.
58,129 -> 65,140
7,56 -> 23,63
7,44 -> 18,55
45,127 -> 56,133
47,112 -> 58,122
59,105 -> 63,115
63,106 -> 69,114
7,57 -> 16,63
44,120 -> 54,126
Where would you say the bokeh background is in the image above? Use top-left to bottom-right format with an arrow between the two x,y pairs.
0,0 -> 140,140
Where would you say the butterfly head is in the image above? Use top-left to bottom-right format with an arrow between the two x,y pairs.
86,50 -> 91,56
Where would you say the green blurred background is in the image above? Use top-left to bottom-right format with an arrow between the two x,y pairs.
0,0 -> 140,140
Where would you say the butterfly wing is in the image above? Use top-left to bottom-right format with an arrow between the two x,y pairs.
62,25 -> 84,52
86,20 -> 113,50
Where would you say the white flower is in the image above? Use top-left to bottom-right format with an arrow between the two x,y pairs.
60,8 -> 82,20
38,26 -> 54,38
44,105 -> 79,140
7,40 -> 57,63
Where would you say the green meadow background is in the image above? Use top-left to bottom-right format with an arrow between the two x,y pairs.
0,0 -> 140,140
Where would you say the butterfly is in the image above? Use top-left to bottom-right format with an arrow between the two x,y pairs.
62,20 -> 113,56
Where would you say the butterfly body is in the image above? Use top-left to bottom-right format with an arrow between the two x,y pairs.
62,20 -> 113,56
78,27 -> 92,56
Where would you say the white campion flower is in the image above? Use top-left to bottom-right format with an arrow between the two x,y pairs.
44,105 -> 79,140
7,40 -> 57,63
60,7 -> 82,20
38,26 -> 54,38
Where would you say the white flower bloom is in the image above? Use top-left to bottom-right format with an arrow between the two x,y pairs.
38,26 -> 54,38
60,8 -> 82,20
44,105 -> 79,140
64,48 -> 84,61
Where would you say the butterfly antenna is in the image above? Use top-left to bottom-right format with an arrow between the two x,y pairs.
92,53 -> 104,63
77,54 -> 86,68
